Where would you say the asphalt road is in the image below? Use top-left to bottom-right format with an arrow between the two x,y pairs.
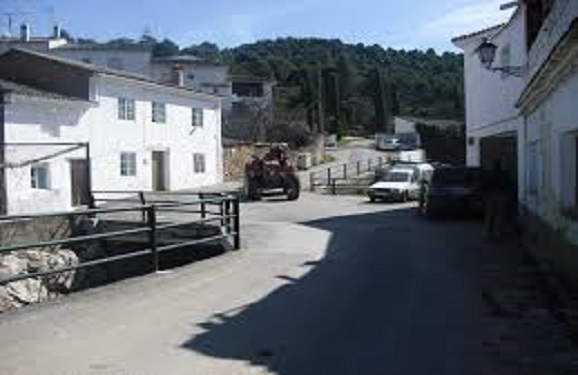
0,193 -> 486,375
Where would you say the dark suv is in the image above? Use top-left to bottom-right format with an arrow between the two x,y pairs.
420,167 -> 484,218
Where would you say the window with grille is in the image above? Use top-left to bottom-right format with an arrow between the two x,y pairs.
118,98 -> 136,121
193,153 -> 206,174
31,163 -> 50,189
152,102 -> 166,123
192,108 -> 204,128
120,152 -> 137,176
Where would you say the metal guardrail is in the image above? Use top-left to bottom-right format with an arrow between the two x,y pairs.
309,157 -> 387,191
0,192 -> 241,286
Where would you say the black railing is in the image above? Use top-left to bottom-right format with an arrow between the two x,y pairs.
309,157 -> 388,191
0,192 -> 241,286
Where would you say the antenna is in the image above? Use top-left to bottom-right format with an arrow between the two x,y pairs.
0,11 -> 33,36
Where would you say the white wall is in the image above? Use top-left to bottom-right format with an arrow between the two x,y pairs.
523,71 -> 578,222
3,95 -> 93,214
52,49 -> 152,76
150,62 -> 231,96
92,76 -> 222,193
3,76 -> 223,215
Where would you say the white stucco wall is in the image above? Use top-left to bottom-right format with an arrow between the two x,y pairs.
457,7 -> 528,197
523,71 -> 578,220
3,76 -> 222,215
52,49 -> 153,76
150,62 -> 232,97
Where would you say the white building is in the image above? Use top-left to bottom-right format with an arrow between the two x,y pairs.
453,0 -> 578,286
0,48 -> 222,215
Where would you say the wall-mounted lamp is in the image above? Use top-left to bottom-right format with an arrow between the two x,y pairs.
476,39 -> 526,78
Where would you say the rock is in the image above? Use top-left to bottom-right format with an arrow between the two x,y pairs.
0,286 -> 15,312
25,250 -> 50,273
7,278 -> 48,304
0,254 -> 28,277
44,249 -> 79,292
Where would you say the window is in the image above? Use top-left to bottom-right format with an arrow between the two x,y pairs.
193,153 -> 206,174
118,98 -> 136,121
192,108 -> 204,128
31,163 -> 50,189
120,152 -> 137,176
152,102 -> 166,123
107,57 -> 124,70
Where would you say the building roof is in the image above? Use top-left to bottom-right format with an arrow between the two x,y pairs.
153,54 -> 223,65
1,48 -> 220,101
54,43 -> 153,52
0,78 -> 83,102
451,24 -> 505,44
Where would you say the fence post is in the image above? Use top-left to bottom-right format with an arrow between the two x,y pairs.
343,164 -> 347,180
139,191 -> 146,222
199,192 -> 206,219
357,161 -> 361,176
368,159 -> 372,171
224,198 -> 231,235
310,172 -> 315,192
219,197 -> 225,228
331,179 -> 337,195
233,196 -> 241,250
327,168 -> 332,186
146,205 -> 158,273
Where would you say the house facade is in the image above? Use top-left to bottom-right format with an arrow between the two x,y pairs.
454,0 -> 578,286
0,48 -> 222,215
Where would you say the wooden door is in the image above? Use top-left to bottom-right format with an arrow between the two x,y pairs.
70,159 -> 90,206
152,151 -> 166,191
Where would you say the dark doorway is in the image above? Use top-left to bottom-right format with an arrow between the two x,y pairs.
480,135 -> 518,199
70,159 -> 90,206
152,151 -> 167,191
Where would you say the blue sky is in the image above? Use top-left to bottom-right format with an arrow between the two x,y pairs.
1,0 -> 515,51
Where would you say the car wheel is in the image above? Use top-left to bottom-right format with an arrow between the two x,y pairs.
401,191 -> 409,203
369,196 -> 377,203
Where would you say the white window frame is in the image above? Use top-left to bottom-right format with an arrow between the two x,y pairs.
193,153 -> 206,174
192,108 -> 204,128
152,102 -> 167,124
120,152 -> 137,177
31,163 -> 50,190
118,98 -> 136,121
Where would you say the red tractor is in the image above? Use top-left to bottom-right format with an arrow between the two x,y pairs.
244,144 -> 301,201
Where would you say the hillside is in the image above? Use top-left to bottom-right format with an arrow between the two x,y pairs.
184,38 -> 465,132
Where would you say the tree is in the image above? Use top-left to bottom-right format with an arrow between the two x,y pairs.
152,38 -> 180,57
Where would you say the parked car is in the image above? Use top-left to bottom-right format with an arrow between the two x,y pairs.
368,168 -> 421,202
420,166 -> 484,218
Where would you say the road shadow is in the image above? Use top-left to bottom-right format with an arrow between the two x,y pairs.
181,207 -> 485,374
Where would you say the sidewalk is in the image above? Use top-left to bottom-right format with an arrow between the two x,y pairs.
480,238 -> 578,374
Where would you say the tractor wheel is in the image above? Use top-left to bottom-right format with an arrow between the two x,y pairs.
285,177 -> 300,201
246,178 -> 262,201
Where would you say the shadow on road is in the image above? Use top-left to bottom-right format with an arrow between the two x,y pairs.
181,207 -> 484,374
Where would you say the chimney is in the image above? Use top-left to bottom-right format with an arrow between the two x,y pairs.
20,23 -> 30,41
53,24 -> 62,39
172,65 -> 185,87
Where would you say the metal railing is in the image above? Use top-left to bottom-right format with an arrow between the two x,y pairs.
309,157 -> 388,191
0,192 -> 241,286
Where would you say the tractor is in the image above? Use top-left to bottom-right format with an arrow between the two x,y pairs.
244,143 -> 301,201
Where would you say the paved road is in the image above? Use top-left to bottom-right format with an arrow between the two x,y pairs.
0,193 -> 486,375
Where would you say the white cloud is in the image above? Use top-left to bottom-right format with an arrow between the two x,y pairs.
391,0 -> 515,50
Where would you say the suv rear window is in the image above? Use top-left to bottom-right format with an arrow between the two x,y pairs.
431,168 -> 481,187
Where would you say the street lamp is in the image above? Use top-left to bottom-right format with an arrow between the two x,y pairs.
476,39 -> 526,77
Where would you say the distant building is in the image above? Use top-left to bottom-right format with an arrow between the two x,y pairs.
0,48 -> 222,215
